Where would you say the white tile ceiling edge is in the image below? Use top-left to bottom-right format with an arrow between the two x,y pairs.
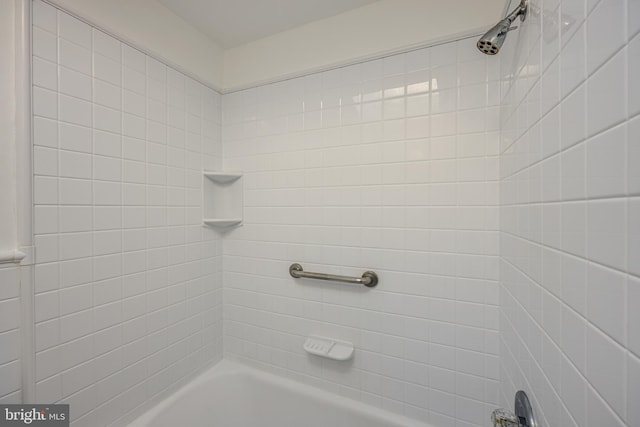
38,0 -> 504,94
221,0 -> 504,90
157,0 -> 381,49
221,27 -> 488,94
42,0 -> 226,92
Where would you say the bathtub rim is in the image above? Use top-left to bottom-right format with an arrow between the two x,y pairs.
117,358 -> 435,427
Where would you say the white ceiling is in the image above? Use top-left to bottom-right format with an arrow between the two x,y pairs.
157,0 -> 381,48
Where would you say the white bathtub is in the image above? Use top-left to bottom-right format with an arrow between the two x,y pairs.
127,360 -> 432,427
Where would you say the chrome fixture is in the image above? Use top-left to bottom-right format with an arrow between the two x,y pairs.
492,390 -> 537,427
289,263 -> 378,288
477,0 -> 528,55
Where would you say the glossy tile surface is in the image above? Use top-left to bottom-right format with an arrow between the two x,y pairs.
221,37 -> 501,426
499,0 -> 637,426
31,2 -> 223,425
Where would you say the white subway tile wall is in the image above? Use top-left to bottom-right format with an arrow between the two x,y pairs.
0,265 -> 22,404
31,2 -> 223,425
499,0 -> 637,427
26,1 -> 638,426
221,40 -> 501,426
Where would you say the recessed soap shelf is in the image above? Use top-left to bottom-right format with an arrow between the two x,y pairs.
202,170 -> 243,229
303,336 -> 354,361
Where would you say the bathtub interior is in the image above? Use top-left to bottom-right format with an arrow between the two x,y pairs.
130,360 -> 431,427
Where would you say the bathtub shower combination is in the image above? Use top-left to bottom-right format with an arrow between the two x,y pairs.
18,0 -> 638,427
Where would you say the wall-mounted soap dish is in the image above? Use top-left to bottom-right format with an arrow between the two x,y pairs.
303,336 -> 354,361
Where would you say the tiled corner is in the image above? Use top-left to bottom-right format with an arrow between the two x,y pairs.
499,0 -> 636,426
31,1 -> 223,425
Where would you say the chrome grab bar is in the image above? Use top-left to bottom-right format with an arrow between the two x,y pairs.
289,263 -> 378,288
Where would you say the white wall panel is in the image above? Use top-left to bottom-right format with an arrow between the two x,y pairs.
222,37 -> 501,426
498,0 -> 638,426
31,3 -> 223,425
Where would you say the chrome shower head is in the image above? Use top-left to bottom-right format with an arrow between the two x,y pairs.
477,0 -> 528,55
477,18 -> 511,55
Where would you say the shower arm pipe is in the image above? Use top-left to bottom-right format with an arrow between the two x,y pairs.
289,263 -> 378,288
504,0 -> 528,29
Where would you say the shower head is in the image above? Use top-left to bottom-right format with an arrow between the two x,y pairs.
477,18 -> 512,55
477,0 -> 528,55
